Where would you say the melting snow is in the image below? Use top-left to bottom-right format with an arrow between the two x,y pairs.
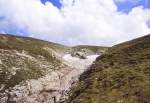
63,54 -> 99,71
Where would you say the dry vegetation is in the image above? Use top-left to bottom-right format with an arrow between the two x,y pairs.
66,34 -> 150,103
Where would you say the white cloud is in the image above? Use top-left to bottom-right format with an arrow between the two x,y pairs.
0,0 -> 150,46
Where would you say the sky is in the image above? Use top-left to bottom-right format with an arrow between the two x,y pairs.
0,0 -> 150,46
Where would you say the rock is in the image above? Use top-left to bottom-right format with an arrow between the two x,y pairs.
71,51 -> 87,59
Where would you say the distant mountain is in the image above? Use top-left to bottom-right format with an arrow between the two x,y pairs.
72,45 -> 108,55
0,34 -> 107,103
66,34 -> 150,103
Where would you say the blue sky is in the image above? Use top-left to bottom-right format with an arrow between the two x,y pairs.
114,0 -> 150,13
0,0 -> 150,46
40,0 -> 150,13
41,0 -> 62,8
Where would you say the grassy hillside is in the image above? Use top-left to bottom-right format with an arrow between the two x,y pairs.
0,34 -> 69,56
0,34 -> 106,93
0,34 -> 69,91
66,34 -> 150,103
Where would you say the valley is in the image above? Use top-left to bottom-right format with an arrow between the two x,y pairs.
0,34 -> 106,103
0,34 -> 149,103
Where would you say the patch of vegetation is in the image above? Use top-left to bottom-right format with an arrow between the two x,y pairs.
0,34 -> 68,61
66,34 -> 150,103
0,34 -> 68,90
4,60 -> 46,89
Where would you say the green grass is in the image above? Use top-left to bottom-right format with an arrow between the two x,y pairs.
4,60 -> 46,89
66,34 -> 150,103
0,34 -> 68,61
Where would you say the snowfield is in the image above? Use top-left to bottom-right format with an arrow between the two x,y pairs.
63,54 -> 99,71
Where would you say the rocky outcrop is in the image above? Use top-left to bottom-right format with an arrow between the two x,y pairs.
0,48 -> 70,103
0,66 -> 78,103
0,53 -> 99,103
71,51 -> 87,59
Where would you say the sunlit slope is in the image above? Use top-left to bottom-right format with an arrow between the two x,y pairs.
0,34 -> 69,90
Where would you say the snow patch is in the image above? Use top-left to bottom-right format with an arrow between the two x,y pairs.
63,54 -> 99,71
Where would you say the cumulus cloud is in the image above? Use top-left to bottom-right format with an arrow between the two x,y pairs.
0,0 -> 150,46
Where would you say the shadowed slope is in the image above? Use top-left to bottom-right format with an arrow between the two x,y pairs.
66,34 -> 150,103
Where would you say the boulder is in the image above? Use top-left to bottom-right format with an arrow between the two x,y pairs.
71,51 -> 87,59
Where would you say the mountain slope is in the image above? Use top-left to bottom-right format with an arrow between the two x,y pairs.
0,34 -> 107,103
0,34 -> 75,103
66,34 -> 150,103
0,34 -> 69,90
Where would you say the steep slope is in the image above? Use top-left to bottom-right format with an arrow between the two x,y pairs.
66,34 -> 150,103
0,34 -> 74,103
0,34 -> 69,90
0,34 -> 107,103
